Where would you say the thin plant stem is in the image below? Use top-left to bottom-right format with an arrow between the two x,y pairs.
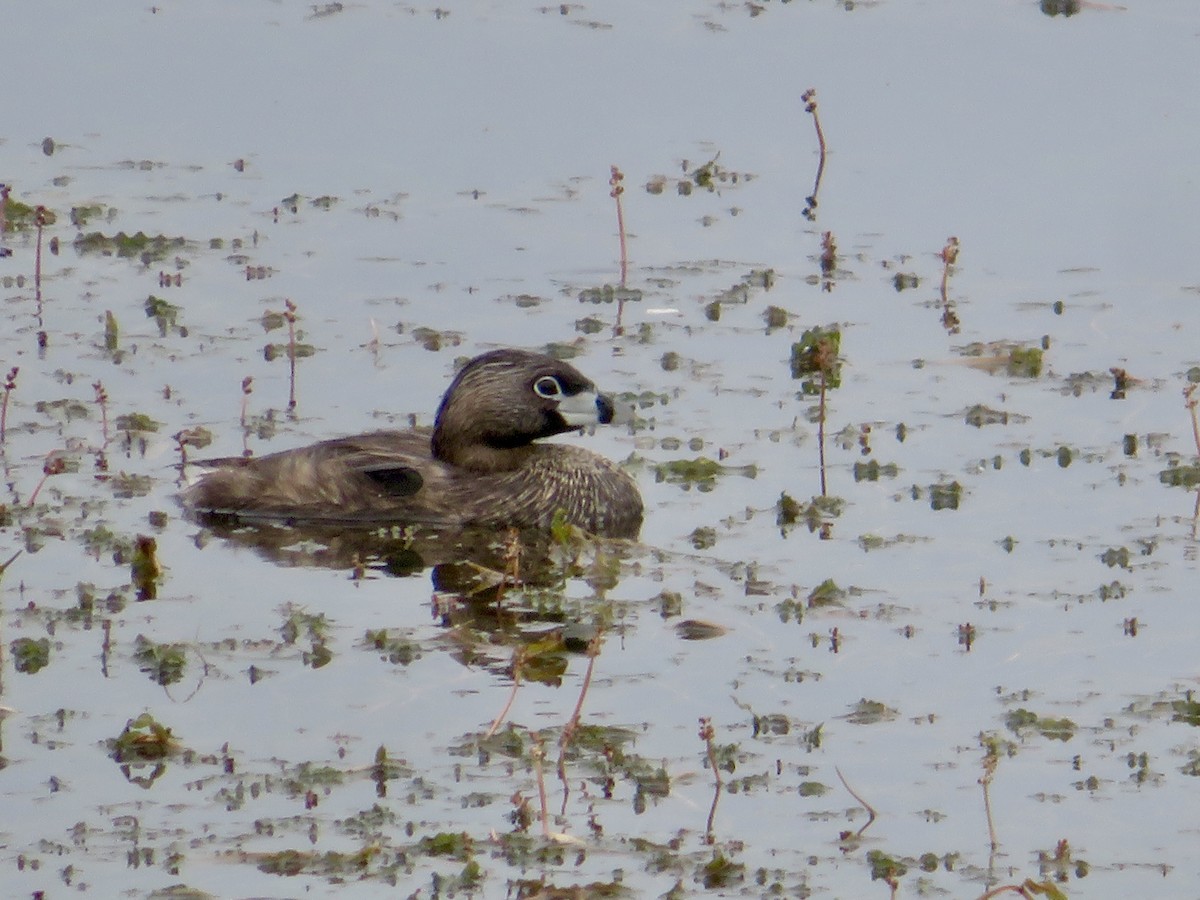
817,371 -> 827,498
0,366 -> 17,445
284,299 -> 298,411
532,734 -> 550,838
240,376 -> 253,430
27,451 -> 66,506
980,744 -> 1000,852
698,717 -> 722,843
835,766 -> 877,838
556,631 -> 604,807
34,206 -> 47,324
93,381 -> 109,447
1184,384 -> 1200,456
484,647 -> 523,738
609,166 -> 627,288
802,89 -> 827,220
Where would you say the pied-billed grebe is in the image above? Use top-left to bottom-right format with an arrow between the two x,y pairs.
185,348 -> 643,538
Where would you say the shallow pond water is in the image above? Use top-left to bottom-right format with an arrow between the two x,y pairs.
3,1 -> 1200,898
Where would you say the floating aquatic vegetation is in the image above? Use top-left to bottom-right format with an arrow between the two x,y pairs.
133,635 -> 187,685
790,325 -> 841,392
74,230 -> 186,264
852,459 -> 899,482
279,606 -> 333,669
1158,461 -> 1200,488
845,698 -> 899,725
131,534 -> 162,599
363,629 -> 422,666
0,194 -> 57,230
807,578 -> 846,608
654,456 -> 754,489
1005,708 -> 1077,741
674,619 -> 727,640
964,404 -> 1026,427
577,284 -> 643,305
10,636 -> 51,674
777,492 -> 844,535
144,294 -> 184,336
108,712 -> 177,762
405,324 -> 464,351
645,151 -> 754,197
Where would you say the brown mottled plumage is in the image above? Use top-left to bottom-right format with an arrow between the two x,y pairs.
185,349 -> 643,538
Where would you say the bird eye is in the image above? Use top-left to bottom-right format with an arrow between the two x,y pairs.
533,375 -> 562,399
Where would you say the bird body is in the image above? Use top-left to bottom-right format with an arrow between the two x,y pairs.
185,349 -> 643,538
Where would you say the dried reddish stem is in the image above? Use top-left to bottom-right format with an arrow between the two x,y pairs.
610,166 -> 627,288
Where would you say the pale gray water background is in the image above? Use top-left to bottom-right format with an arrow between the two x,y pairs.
3,1 -> 1200,897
